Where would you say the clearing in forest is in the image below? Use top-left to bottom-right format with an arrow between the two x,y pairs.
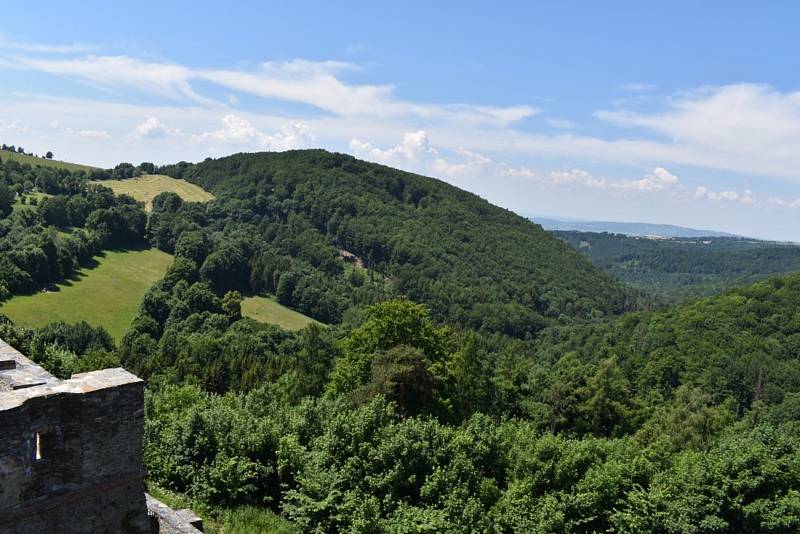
0,248 -> 173,341
94,174 -> 214,210
241,295 -> 320,331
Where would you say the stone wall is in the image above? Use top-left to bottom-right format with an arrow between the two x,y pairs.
0,341 -> 151,533
146,494 -> 204,533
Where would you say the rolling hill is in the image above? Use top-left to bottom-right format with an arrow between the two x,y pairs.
0,148 -> 97,173
165,150 -> 638,334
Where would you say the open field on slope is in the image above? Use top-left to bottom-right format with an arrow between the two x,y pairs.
0,150 -> 97,172
95,174 -> 214,210
0,248 -> 173,341
241,295 -> 319,331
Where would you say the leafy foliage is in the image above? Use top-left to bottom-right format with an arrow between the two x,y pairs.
144,385 -> 800,533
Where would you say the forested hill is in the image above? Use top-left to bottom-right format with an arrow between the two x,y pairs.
163,150 -> 637,335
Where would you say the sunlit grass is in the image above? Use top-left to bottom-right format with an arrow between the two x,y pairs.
0,248 -> 173,341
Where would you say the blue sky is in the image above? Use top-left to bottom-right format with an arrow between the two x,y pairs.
1,1 -> 800,240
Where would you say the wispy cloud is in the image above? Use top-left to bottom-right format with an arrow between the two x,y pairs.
592,84 -> 800,180
620,83 -> 655,93
0,36 -> 94,54
0,118 -> 29,132
65,127 -> 110,139
0,51 -> 537,126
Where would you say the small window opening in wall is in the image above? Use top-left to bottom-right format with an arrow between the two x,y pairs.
35,432 -> 43,461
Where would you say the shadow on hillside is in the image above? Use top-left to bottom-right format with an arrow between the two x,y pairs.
11,244 -> 157,296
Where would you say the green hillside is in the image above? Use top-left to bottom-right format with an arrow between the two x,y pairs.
241,295 -> 319,330
0,248 -> 172,341
0,149 -> 97,173
554,230 -> 800,301
165,150 -> 637,336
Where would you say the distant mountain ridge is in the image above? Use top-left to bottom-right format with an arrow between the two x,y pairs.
532,216 -> 739,238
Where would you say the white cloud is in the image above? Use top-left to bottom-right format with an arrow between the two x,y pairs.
200,114 -> 261,143
131,117 -> 177,139
619,167 -> 679,192
550,169 -> 595,185
350,130 -> 437,164
0,118 -> 29,132
198,61 -> 538,124
621,83 -> 655,93
501,166 -> 539,180
707,190 -> 740,201
65,127 -> 110,139
198,114 -> 313,151
592,84 -> 800,181
691,185 -> 799,210
262,122 -> 315,151
0,54 -> 213,104
546,167 -> 797,212
0,37 -> 93,54
350,131 -> 490,179
546,167 -> 680,193
432,148 -> 491,178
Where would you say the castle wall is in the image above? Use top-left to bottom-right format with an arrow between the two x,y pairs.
0,367 -> 151,533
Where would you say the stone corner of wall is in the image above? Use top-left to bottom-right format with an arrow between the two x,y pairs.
145,493 -> 204,533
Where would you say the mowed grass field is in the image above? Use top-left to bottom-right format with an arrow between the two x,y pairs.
95,174 -> 214,210
0,150 -> 97,173
0,248 -> 173,341
241,295 -> 319,331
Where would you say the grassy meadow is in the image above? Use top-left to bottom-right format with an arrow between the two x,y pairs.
94,174 -> 214,210
0,149 -> 97,173
0,248 -> 173,341
241,295 -> 319,331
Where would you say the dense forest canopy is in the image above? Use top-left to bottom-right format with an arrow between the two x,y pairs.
165,151 -> 641,335
555,230 -> 800,302
0,148 -> 798,532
